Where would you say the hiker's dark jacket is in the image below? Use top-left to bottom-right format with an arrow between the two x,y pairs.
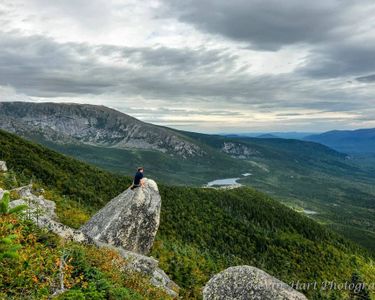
134,171 -> 144,186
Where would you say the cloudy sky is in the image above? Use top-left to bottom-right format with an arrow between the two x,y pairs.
1,0 -> 375,133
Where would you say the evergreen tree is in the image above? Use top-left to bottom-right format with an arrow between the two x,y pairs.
0,192 -> 28,215
349,272 -> 371,300
0,235 -> 21,260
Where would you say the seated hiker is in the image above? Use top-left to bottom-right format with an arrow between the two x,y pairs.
131,167 -> 145,190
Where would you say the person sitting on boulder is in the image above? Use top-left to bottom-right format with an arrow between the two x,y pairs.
131,167 -> 145,190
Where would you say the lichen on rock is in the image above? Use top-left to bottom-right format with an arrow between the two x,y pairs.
203,265 -> 307,300
81,178 -> 161,255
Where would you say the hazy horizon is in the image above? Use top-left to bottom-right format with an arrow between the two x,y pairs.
1,1 -> 375,132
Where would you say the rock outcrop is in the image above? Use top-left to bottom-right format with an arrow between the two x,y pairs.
203,266 -> 307,300
81,178 -> 160,255
7,179 -> 178,297
9,185 -> 90,243
221,142 -> 259,159
0,161 -> 7,172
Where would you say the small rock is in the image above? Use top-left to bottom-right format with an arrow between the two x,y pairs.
203,266 -> 307,300
0,161 -> 7,172
151,268 -> 180,297
11,185 -> 57,220
92,240 -> 179,297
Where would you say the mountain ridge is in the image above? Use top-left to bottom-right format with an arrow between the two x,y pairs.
305,128 -> 375,154
0,101 -> 204,158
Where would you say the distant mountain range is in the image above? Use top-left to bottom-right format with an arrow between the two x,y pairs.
0,101 -> 374,251
223,132 -> 316,139
305,128 -> 375,154
229,129 -> 375,155
256,133 -> 279,139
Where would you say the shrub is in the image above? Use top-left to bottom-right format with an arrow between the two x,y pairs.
56,289 -> 85,300
0,192 -> 28,215
0,234 -> 22,259
0,215 -> 172,299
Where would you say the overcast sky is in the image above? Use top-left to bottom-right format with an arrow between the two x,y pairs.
1,0 -> 375,133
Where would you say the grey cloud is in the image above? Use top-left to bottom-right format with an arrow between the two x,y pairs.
356,74 -> 375,83
97,44 -> 241,72
0,32 -> 242,98
163,0 -> 354,51
275,113 -> 304,117
299,43 -> 375,78
163,0 -> 375,82
0,34 -> 116,96
124,107 -> 244,117
291,101 -> 364,112
0,31 -> 373,129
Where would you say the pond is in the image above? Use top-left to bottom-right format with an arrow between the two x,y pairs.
206,172 -> 253,187
206,178 -> 241,187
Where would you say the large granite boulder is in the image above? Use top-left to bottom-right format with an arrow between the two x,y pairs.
81,178 -> 161,255
0,161 -> 7,172
203,266 -> 307,300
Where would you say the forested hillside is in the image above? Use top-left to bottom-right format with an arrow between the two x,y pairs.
1,130 -> 374,299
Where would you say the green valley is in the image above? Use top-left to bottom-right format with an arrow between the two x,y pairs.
40,129 -> 375,252
1,129 -> 374,299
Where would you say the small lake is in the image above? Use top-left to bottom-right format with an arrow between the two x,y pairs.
207,178 -> 241,187
206,172 -> 253,187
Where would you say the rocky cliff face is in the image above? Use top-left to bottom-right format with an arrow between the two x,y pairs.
0,102 -> 204,158
203,266 -> 307,300
221,142 -> 259,159
81,178 -> 160,255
